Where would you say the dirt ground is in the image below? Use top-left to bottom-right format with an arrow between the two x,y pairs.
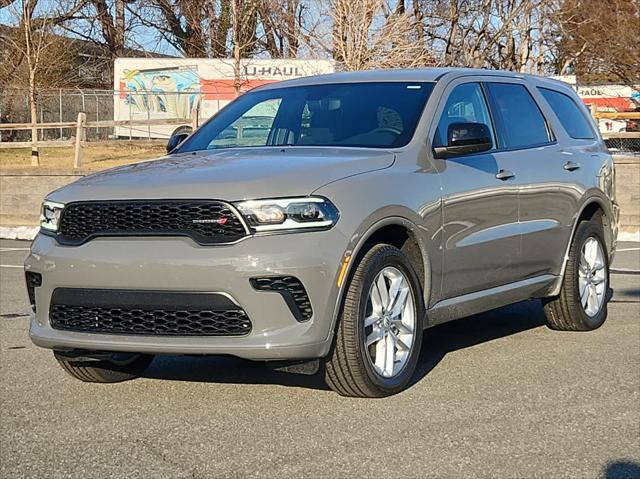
0,141 -> 167,172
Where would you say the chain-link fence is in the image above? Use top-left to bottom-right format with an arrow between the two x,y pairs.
604,137 -> 640,153
1,89 -> 114,142
595,115 -> 640,153
0,88 -> 202,142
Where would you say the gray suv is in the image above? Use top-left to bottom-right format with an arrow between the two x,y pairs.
25,68 -> 619,397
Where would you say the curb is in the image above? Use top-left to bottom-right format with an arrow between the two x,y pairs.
611,268 -> 640,275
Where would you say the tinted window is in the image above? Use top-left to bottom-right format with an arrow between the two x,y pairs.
486,83 -> 551,148
179,82 -> 435,151
208,99 -> 282,148
434,82 -> 495,148
539,88 -> 595,139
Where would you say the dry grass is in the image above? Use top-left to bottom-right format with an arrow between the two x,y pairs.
0,141 -> 167,172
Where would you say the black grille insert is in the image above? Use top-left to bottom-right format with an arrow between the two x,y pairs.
25,272 -> 42,312
49,288 -> 251,336
56,200 -> 247,245
250,276 -> 313,322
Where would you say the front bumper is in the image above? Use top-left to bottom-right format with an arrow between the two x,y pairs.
25,229 -> 348,360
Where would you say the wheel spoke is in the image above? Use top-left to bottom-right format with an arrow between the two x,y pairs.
580,280 -> 590,307
392,331 -> 410,351
391,318 -> 413,334
580,249 -> 590,270
384,333 -> 395,376
364,314 -> 380,328
587,239 -> 598,265
374,332 -> 386,373
587,283 -> 598,314
375,274 -> 390,312
389,287 -> 410,318
370,284 -> 384,316
387,274 -> 403,311
366,326 -> 385,346
578,277 -> 588,297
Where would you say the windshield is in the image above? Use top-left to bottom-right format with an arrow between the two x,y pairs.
178,82 -> 435,152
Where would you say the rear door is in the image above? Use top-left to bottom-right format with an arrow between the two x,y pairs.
484,81 -> 577,279
433,80 -> 521,300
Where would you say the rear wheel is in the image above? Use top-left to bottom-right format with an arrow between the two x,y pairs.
543,219 -> 610,331
54,351 -> 154,383
324,244 -> 424,397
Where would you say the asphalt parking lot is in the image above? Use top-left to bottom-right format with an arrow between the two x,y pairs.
1,239 -> 638,478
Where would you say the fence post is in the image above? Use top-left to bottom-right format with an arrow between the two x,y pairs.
73,112 -> 86,169
59,89 -> 63,140
147,102 -> 151,140
191,105 -> 198,131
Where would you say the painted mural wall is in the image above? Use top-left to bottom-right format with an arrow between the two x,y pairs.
113,58 -> 335,138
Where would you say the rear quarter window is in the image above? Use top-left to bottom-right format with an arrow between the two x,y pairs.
538,87 -> 596,140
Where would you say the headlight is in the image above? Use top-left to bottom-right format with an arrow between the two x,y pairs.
40,200 -> 65,232
234,197 -> 339,232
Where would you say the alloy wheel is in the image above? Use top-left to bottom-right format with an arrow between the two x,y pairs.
578,236 -> 607,317
363,266 -> 416,378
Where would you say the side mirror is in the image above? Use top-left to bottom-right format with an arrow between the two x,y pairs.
433,122 -> 493,159
166,132 -> 190,154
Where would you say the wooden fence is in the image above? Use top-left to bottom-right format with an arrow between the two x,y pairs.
1,108 -> 638,169
0,113 -> 196,168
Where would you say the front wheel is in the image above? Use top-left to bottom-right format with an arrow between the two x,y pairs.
324,244 -> 424,397
543,219 -> 610,331
54,351 -> 154,383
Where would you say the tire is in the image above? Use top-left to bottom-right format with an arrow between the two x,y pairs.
54,351 -> 154,383
324,244 -> 424,398
170,125 -> 193,137
543,218 -> 610,331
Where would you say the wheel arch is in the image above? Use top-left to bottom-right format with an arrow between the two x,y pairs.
328,216 -> 434,342
549,196 -> 614,297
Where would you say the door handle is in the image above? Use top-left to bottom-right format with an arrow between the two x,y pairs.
563,161 -> 581,171
495,169 -> 515,180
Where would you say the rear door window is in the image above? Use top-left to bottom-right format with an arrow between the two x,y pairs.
486,83 -> 552,149
538,88 -> 596,139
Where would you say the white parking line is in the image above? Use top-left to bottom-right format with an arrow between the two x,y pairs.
0,248 -> 30,252
617,247 -> 640,252
0,265 -> 23,269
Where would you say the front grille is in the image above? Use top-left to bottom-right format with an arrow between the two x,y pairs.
57,200 -> 247,245
49,289 -> 251,336
250,276 -> 313,322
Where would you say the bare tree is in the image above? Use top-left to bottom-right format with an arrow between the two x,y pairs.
410,0 -> 558,73
229,0 -> 258,95
306,0 -> 434,71
133,0 -> 259,59
258,0 -> 303,58
556,0 -> 640,85
1,0 -> 58,165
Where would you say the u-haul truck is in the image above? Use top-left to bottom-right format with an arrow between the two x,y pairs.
113,58 -> 335,139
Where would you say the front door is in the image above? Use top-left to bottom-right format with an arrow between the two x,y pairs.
432,81 -> 521,300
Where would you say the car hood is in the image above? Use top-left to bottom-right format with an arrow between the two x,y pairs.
48,147 -> 395,203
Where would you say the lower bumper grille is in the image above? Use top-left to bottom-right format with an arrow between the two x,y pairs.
250,276 -> 313,322
49,289 -> 251,336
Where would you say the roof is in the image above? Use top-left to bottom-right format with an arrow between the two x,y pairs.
254,67 -> 573,91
